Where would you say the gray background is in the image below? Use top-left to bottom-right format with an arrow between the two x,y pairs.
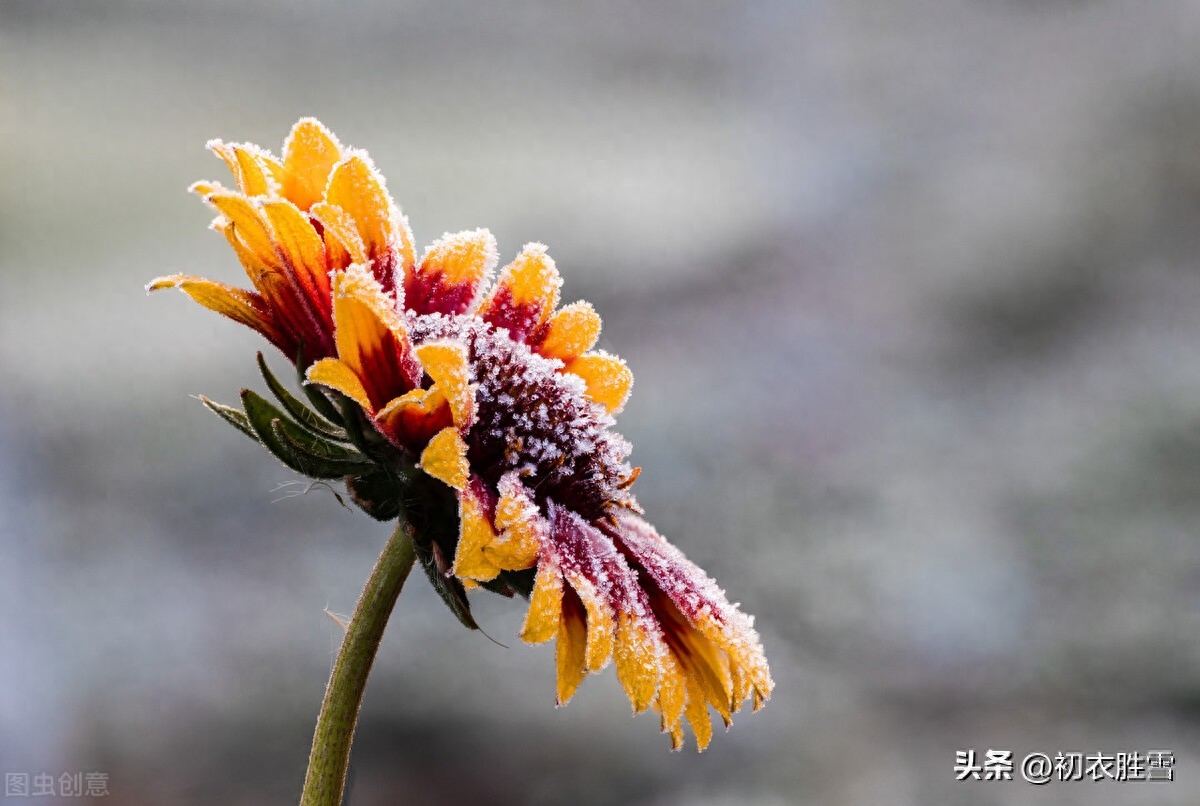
3,1 -> 1200,804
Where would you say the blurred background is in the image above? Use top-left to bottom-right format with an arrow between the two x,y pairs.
4,1 -> 1200,803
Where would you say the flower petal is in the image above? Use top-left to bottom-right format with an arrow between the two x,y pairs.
406,228 -> 498,316
330,265 -> 422,409
325,152 -> 414,292
556,586 -> 589,706
261,199 -> 331,315
305,357 -> 372,412
281,117 -> 343,211
489,473 -> 542,571
565,351 -> 633,414
147,274 -> 287,351
202,191 -> 280,270
310,201 -> 369,268
451,479 -> 503,582
478,243 -> 562,343
375,387 -> 453,450
536,301 -> 602,363
418,426 -> 469,491
208,140 -> 282,197
415,341 -> 475,430
520,559 -> 564,645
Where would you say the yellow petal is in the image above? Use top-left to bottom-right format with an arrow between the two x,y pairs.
565,351 -> 633,414
147,274 -> 281,345
310,201 -> 368,268
415,341 -> 475,429
613,612 -> 660,714
537,301 -> 601,362
489,474 -> 541,570
451,485 -> 503,581
331,266 -> 419,407
203,192 -> 279,269
556,594 -> 589,706
326,153 -> 414,273
407,228 -> 498,315
567,573 -> 615,673
261,199 -> 330,305
208,140 -> 281,197
375,387 -> 453,450
478,243 -> 562,343
418,427 -> 469,491
683,673 -> 714,752
520,561 -> 563,645
281,117 -> 343,211
305,357 -> 371,412
656,648 -> 688,736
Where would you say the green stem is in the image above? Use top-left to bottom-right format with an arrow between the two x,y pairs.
300,519 -> 417,806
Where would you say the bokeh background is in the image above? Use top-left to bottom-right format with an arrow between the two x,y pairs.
4,1 -> 1200,804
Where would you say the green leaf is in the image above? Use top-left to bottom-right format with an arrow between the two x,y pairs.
256,352 -> 349,442
271,420 -> 375,479
240,389 -> 369,479
199,395 -> 261,444
413,540 -> 479,631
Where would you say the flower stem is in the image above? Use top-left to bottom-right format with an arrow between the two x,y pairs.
300,519 -> 417,806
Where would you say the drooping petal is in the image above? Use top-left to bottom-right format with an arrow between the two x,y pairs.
202,191 -> 280,269
520,559 -> 564,644
535,301 -> 602,363
406,228 -> 498,316
329,265 -> 422,410
488,472 -> 542,571
281,117 -> 343,211
565,351 -> 633,414
477,243 -> 562,343
612,511 -> 774,712
146,275 -> 289,353
556,585 -> 589,706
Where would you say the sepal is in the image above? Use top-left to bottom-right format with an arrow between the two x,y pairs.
257,352 -> 348,442
240,389 -> 370,479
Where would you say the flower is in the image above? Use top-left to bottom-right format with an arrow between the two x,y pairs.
149,118 -> 772,750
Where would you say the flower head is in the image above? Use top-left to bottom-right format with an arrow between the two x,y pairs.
149,118 -> 772,750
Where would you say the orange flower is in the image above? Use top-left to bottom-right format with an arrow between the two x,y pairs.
151,118 -> 772,750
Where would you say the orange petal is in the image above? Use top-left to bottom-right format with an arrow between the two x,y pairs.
489,473 -> 541,571
326,152 -> 414,284
415,341 -> 475,430
331,266 -> 420,408
451,483 -> 503,582
375,387 -> 453,450
202,192 -> 280,270
208,140 -> 281,197
536,301 -> 602,363
418,427 -> 469,491
683,674 -> 714,751
556,588 -> 589,706
566,573 -> 615,673
310,201 -> 368,268
478,243 -> 562,343
520,560 -> 564,644
261,199 -> 331,310
406,229 -> 498,316
281,117 -> 343,211
613,612 -> 662,714
565,351 -> 633,414
306,357 -> 372,413
147,274 -> 285,349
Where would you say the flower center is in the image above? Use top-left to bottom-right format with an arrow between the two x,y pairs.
408,312 -> 637,521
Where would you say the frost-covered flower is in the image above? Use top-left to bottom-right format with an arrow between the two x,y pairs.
150,118 -> 772,750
